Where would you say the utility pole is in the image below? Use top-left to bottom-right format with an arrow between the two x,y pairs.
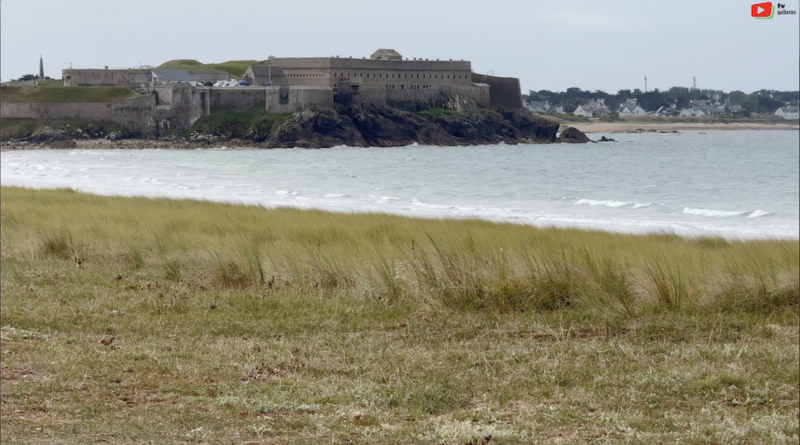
644,76 -> 647,93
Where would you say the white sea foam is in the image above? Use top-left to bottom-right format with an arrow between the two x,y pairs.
683,207 -> 747,217
2,133 -> 797,240
576,198 -> 629,208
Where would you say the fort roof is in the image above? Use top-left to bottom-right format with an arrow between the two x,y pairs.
247,65 -> 284,76
151,70 -> 195,82
370,49 -> 403,61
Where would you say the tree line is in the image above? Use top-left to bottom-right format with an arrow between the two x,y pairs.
523,87 -> 799,115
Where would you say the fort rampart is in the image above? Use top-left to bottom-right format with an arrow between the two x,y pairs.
210,88 -> 268,112
266,87 -> 333,113
1,84 -> 209,137
470,73 -> 522,109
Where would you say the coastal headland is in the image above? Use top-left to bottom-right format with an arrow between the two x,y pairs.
1,51 -> 597,149
1,106 -> 590,150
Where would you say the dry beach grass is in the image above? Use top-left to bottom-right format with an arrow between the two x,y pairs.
1,187 -> 798,444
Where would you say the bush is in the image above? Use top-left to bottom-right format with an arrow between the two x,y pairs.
187,107 -> 290,141
599,112 -> 622,122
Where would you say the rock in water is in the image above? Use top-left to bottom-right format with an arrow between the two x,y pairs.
598,136 -> 616,142
557,127 -> 591,144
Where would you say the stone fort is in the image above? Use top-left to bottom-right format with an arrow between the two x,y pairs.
2,49 -> 522,137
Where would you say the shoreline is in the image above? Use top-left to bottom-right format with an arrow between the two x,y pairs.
570,120 -> 799,134
1,184 -> 795,241
1,120 -> 798,150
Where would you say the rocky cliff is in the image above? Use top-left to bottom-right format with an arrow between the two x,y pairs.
264,106 -> 571,148
2,106 -> 590,149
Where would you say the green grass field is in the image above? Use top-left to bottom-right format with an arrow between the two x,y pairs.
1,187 -> 797,444
0,85 -> 140,103
156,59 -> 270,79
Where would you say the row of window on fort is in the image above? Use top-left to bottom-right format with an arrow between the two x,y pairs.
283,73 -> 467,81
331,72 -> 467,81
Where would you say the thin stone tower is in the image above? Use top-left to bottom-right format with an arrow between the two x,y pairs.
39,56 -> 44,80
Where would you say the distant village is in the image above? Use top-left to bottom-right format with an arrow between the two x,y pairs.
524,96 -> 799,120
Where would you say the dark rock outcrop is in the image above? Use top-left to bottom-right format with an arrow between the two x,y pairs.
598,136 -> 616,142
259,106 -> 566,148
3,106 -> 588,149
35,133 -> 77,149
557,127 -> 591,144
266,108 -> 367,148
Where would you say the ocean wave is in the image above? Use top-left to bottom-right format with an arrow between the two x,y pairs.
748,210 -> 773,218
683,207 -> 747,217
369,194 -> 400,202
576,198 -> 629,208
633,202 -> 652,209
412,200 -> 454,210
325,193 -> 351,198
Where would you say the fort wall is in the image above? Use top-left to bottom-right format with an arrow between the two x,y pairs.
265,86 -> 333,113
1,95 -> 155,131
270,57 -> 473,90
385,84 -> 490,111
210,88 -> 267,112
62,69 -> 150,87
1,84 -> 209,137
470,73 -> 522,109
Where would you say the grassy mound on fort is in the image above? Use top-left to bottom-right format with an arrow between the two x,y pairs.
186,107 -> 292,141
156,59 -> 270,79
0,85 -> 140,103
1,187 -> 797,443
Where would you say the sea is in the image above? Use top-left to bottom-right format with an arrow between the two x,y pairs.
2,130 -> 798,240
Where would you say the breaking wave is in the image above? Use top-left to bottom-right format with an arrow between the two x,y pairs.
683,207 -> 750,217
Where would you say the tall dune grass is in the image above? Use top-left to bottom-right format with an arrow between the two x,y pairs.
2,186 -> 796,317
2,186 -> 798,443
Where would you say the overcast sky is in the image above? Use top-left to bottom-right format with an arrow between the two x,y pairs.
1,0 -> 798,93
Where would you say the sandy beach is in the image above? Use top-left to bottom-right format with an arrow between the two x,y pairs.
571,120 -> 799,134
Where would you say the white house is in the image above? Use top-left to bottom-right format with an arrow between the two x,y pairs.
573,99 -> 611,117
618,100 -> 646,116
526,100 -> 550,113
573,104 -> 591,117
775,107 -> 800,120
